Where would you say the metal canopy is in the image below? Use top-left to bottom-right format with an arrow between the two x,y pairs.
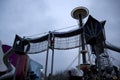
84,15 -> 106,45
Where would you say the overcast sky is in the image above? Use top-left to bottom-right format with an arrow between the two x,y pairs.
0,0 -> 120,74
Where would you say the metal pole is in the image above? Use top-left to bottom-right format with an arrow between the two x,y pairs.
104,42 -> 120,53
51,47 -> 54,76
50,33 -> 55,76
71,6 -> 89,67
45,51 -> 49,80
78,14 -> 87,64
45,33 -> 50,80
78,47 -> 81,69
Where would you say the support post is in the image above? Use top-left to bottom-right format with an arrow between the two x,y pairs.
51,47 -> 54,76
78,14 -> 87,64
44,51 -> 49,80
44,33 -> 50,80
50,33 -> 55,77
71,6 -> 89,66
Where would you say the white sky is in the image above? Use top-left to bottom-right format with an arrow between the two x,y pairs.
0,0 -> 120,74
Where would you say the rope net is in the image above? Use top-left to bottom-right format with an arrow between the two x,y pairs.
29,40 -> 48,54
54,35 -> 81,50
28,28 -> 83,54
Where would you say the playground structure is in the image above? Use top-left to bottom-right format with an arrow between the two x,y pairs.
0,6 -> 120,80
